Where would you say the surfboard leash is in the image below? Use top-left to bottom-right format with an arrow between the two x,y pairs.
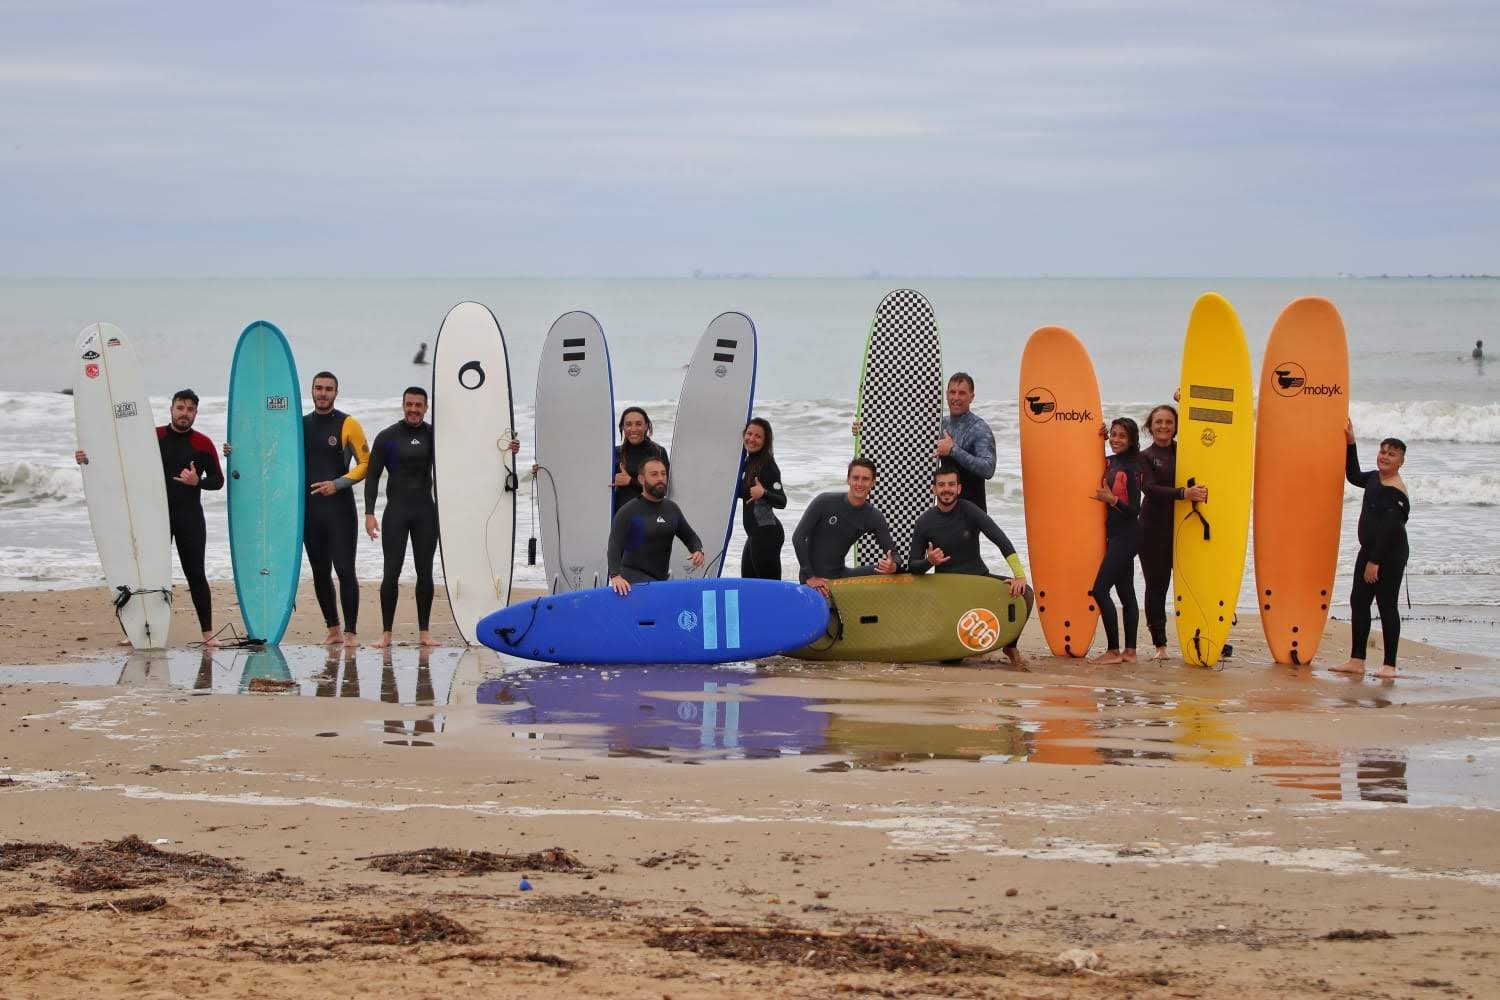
111,584 -> 173,643
493,597 -> 541,649
190,622 -> 265,650
1173,510 -> 1227,671
803,592 -> 845,652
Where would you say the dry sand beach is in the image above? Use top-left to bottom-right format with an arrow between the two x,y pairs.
2,583 -> 1498,999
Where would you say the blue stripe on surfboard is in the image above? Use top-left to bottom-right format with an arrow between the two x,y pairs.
724,589 -> 740,649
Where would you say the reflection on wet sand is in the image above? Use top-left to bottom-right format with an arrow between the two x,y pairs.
4,650 -> 1496,807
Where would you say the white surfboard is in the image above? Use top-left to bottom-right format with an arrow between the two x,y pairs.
669,312 -> 758,577
71,323 -> 173,648
534,311 -> 615,593
432,302 -> 517,644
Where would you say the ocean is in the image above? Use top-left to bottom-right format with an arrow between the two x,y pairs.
1,277 -> 1495,654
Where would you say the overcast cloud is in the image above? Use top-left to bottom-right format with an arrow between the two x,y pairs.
3,0 -> 1496,276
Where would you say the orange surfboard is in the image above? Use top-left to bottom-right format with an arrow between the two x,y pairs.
1019,327 -> 1105,657
1253,297 -> 1349,665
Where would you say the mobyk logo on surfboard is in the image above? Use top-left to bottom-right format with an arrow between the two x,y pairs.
265,395 -> 289,411
1271,361 -> 1343,398
113,401 -> 138,419
677,610 -> 699,632
1023,387 -> 1092,424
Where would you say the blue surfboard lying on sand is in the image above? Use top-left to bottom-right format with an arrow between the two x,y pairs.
478,579 -> 828,664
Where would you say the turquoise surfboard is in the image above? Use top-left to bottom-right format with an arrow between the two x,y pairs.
227,321 -> 305,644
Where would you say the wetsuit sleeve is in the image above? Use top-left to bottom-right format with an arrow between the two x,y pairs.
869,507 -> 897,563
336,416 -> 371,489
674,506 -> 704,554
971,504 -> 1019,562
364,428 -> 388,515
1345,443 -> 1369,488
761,458 -> 787,509
194,436 -> 225,492
1142,453 -> 1179,502
906,516 -> 934,575
1372,492 -> 1411,564
791,495 -> 824,582
949,420 -> 996,479
606,507 -> 629,578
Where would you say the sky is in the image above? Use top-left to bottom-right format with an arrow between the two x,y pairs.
4,0 -> 1497,277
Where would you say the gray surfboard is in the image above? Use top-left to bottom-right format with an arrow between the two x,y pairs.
535,311 -> 615,593
669,312 -> 758,578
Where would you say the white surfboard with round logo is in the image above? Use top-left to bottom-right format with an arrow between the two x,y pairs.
432,301 -> 517,644
535,311 -> 615,593
669,312 -> 758,577
72,323 -> 173,648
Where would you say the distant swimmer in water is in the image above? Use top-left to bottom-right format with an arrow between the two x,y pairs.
412,342 -> 428,365
1474,339 -> 1484,360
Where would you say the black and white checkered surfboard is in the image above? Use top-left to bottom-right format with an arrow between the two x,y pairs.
854,289 -> 944,567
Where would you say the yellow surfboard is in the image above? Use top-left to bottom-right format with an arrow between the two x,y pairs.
1174,294 -> 1254,667
1019,326 -> 1105,657
1253,297 -> 1349,665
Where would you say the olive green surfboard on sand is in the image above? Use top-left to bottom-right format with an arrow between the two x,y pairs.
792,573 -> 1029,663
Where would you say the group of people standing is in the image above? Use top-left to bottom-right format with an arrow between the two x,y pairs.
78,365 -> 1411,675
607,371 -> 1412,678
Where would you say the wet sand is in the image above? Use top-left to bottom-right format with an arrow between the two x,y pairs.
3,583 -> 1498,998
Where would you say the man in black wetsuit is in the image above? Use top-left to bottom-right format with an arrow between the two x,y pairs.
907,465 -> 1032,665
76,388 -> 225,645
791,458 -> 899,597
364,386 -> 438,648
303,372 -> 370,647
607,457 -> 705,595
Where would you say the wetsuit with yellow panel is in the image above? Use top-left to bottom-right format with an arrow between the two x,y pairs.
304,407 -> 370,633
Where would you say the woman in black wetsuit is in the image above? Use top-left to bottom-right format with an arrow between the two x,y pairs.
737,417 -> 787,579
1138,404 -> 1209,661
611,406 -> 669,513
1089,417 -> 1145,664
1332,420 -> 1410,679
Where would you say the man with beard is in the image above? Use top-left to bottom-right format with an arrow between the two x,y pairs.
606,457 -> 704,596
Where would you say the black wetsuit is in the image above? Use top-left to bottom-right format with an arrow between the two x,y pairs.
607,497 -> 703,583
304,408 -> 370,633
157,425 -> 224,633
1093,452 -> 1143,652
738,454 -> 787,579
1346,444 -> 1411,667
365,420 -> 437,632
612,440 -> 670,512
907,500 -> 1034,650
1138,441 -> 1180,649
791,492 -> 896,583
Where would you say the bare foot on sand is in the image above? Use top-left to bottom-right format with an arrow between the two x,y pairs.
418,631 -> 439,648
1374,665 -> 1397,680
1150,646 -> 1169,661
343,632 -> 358,648
1329,658 -> 1365,675
1089,650 -> 1124,665
1122,649 -> 1138,663
374,632 -> 393,649
200,632 -> 219,648
1003,647 -> 1029,669
323,628 -> 341,646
